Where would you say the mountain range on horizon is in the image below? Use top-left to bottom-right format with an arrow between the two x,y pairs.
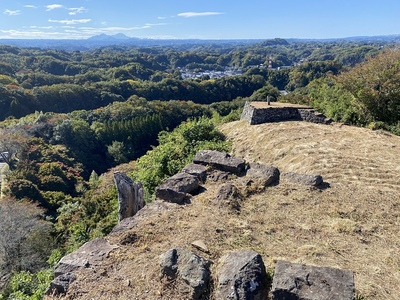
0,33 -> 399,51
86,32 -> 400,42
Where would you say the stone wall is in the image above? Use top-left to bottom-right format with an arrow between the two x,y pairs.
241,101 -> 331,125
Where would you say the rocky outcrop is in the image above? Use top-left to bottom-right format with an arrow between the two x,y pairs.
114,172 -> 145,221
281,172 -> 324,186
111,200 -> 178,234
215,183 -> 242,210
46,273 -> 77,296
47,238 -> 118,296
182,163 -> 208,183
271,260 -> 355,300
48,150 -> 346,298
193,150 -> 246,174
216,250 -> 269,300
246,163 -> 280,187
156,172 -> 200,204
160,248 -> 212,300
54,238 -> 118,277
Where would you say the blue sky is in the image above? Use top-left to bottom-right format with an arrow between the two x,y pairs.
1,0 -> 399,39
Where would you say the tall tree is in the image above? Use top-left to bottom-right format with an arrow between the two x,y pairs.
338,49 -> 400,124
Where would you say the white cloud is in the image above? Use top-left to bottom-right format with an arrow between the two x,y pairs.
24,5 -> 37,9
30,26 -> 54,29
145,23 -> 168,27
0,29 -> 77,39
68,7 -> 87,15
46,4 -> 64,11
4,9 -> 21,16
80,26 -> 151,34
49,18 -> 91,25
177,12 -> 224,18
158,16 -> 166,20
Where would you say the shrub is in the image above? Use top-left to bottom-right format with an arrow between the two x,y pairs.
7,179 -> 42,201
133,117 -> 230,199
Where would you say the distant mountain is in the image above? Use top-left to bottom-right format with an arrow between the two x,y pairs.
87,33 -> 133,41
0,33 -> 399,51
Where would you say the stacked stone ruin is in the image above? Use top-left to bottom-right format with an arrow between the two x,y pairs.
46,150 -> 354,299
241,101 -> 332,125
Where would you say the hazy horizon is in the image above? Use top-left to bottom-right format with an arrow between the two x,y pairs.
1,0 -> 400,40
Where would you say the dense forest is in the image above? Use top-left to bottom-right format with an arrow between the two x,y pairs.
1,38 -> 400,298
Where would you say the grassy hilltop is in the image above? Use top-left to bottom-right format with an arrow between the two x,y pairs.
51,120 -> 400,300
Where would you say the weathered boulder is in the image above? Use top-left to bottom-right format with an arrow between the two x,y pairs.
49,238 -> 117,296
160,248 -> 212,300
206,169 -> 231,182
246,163 -> 280,187
111,200 -> 179,234
215,183 -> 242,210
193,150 -> 246,174
45,272 -> 76,295
54,238 -> 118,277
281,172 -> 323,186
114,171 -> 145,222
156,172 -> 200,204
182,163 -> 208,183
216,250 -> 269,300
271,260 -> 355,300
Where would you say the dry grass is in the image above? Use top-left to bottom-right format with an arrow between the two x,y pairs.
50,120 -> 400,300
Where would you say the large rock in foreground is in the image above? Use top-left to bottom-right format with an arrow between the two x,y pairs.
216,250 -> 269,300
54,238 -> 118,277
46,273 -> 76,296
246,163 -> 280,187
193,150 -> 246,174
160,248 -> 212,300
156,172 -> 200,204
47,238 -> 118,296
182,163 -> 208,183
114,171 -> 145,221
281,172 -> 323,187
271,260 -> 355,300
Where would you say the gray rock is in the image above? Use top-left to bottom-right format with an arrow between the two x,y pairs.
182,163 -> 208,183
156,172 -> 200,204
215,183 -> 242,210
191,240 -> 209,254
193,150 -> 246,174
216,250 -> 269,300
281,172 -> 323,186
160,248 -> 212,300
111,200 -> 179,234
45,272 -> 76,295
114,171 -> 145,222
246,163 -> 280,187
207,169 -> 231,182
54,238 -> 118,277
271,260 -> 355,300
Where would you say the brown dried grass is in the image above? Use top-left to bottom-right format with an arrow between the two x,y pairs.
49,120 -> 400,300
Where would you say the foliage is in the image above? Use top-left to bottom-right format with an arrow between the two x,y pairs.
0,41 -> 385,121
337,48 -> 400,124
2,269 -> 53,300
54,186 -> 118,251
286,60 -> 342,91
0,199 -> 54,274
133,117 -> 230,199
308,49 -> 400,133
249,84 -> 281,102
0,128 -> 29,170
6,137 -> 84,211
308,78 -> 362,124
